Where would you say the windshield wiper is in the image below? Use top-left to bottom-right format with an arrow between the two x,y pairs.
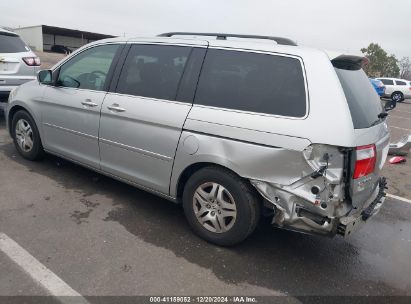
370,112 -> 388,127
378,112 -> 388,119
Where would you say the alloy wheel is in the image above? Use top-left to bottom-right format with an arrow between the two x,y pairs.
392,93 -> 402,102
15,119 -> 34,152
192,182 -> 237,233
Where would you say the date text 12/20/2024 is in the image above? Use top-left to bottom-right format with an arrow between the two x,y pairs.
149,296 -> 258,303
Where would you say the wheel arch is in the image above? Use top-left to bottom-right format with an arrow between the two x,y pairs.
174,162 -> 251,203
7,104 -> 36,137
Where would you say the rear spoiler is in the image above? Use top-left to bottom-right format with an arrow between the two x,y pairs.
326,52 -> 369,70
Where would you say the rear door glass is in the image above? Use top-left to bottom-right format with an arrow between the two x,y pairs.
0,33 -> 29,53
335,68 -> 382,129
194,49 -> 307,117
116,44 -> 191,101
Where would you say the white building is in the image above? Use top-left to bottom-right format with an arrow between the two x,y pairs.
13,25 -> 115,52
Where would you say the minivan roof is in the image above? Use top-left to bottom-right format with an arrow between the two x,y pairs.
96,35 -> 367,65
95,35 -> 328,60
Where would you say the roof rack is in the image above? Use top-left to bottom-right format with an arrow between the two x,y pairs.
158,32 -> 297,46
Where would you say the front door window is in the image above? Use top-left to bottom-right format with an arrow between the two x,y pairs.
57,44 -> 119,91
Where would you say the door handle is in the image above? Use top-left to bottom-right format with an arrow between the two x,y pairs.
107,104 -> 126,112
81,99 -> 98,107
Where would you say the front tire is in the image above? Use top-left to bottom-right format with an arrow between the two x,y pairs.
11,110 -> 44,160
183,166 -> 261,246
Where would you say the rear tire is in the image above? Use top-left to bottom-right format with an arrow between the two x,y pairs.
11,110 -> 44,160
182,166 -> 261,246
391,92 -> 404,102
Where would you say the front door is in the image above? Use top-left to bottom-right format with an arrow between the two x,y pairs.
40,44 -> 121,168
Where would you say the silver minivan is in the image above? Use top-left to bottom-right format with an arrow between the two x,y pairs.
0,28 -> 40,110
6,33 -> 390,246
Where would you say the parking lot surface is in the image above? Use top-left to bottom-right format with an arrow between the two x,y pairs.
0,101 -> 410,301
383,101 -> 411,200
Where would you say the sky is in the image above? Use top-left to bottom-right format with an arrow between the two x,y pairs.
1,0 -> 410,59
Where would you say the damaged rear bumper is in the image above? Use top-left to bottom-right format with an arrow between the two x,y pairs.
250,177 -> 387,237
337,177 -> 387,237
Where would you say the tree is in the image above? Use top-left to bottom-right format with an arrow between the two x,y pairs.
360,43 -> 400,78
383,55 -> 400,78
399,57 -> 411,79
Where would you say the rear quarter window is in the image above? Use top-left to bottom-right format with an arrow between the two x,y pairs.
0,33 -> 29,53
395,80 -> 406,85
194,49 -> 307,117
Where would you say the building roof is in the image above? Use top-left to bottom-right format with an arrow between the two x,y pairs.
14,25 -> 115,40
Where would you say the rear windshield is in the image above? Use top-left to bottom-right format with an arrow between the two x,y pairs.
0,33 -> 29,53
334,68 -> 382,129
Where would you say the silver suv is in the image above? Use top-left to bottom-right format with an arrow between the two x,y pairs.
0,28 -> 40,111
6,33 -> 390,246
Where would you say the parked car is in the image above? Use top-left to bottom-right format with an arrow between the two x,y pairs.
50,45 -> 72,55
376,77 -> 411,102
6,32 -> 390,246
0,28 -> 40,112
369,78 -> 385,97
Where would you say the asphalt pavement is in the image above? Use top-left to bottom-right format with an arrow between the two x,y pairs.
0,101 -> 410,302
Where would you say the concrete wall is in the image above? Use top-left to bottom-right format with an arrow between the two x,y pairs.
14,26 -> 43,51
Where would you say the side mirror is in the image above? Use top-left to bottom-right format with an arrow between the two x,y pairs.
37,70 -> 53,85
384,99 -> 397,111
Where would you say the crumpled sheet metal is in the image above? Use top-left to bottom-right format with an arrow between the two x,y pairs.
388,134 -> 411,156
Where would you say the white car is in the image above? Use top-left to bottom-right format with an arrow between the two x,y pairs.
376,77 -> 411,102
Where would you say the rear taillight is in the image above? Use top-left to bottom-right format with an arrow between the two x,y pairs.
353,144 -> 377,179
22,57 -> 41,66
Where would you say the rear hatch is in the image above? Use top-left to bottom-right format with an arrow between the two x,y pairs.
332,55 -> 390,211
